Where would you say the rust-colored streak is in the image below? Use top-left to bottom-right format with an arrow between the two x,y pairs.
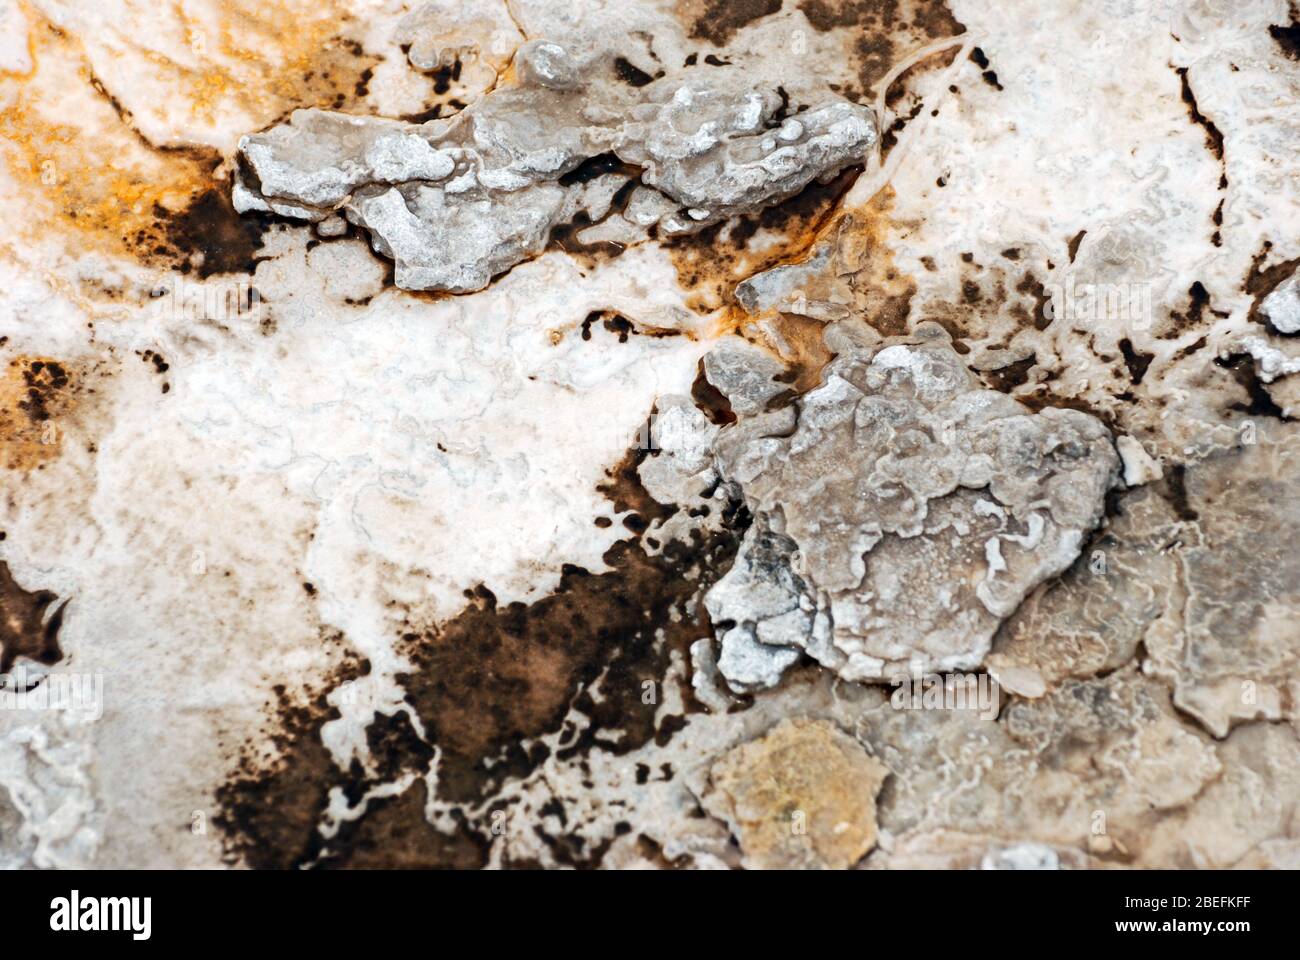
667,164 -> 863,314
730,185 -> 916,337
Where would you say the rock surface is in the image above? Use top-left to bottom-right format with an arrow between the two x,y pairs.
705,322 -> 1121,689
701,717 -> 889,870
1,0 -> 1298,873
234,43 -> 877,292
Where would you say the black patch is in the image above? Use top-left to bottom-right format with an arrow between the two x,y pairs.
164,189 -> 271,278
614,57 -> 658,87
1269,19 -> 1300,59
1118,338 -> 1154,385
558,153 -> 639,186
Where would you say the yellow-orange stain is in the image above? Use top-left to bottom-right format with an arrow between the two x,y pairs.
0,0 -> 376,265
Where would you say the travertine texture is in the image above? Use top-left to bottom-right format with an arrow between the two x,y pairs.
705,322 -> 1121,689
2,0 -> 1299,873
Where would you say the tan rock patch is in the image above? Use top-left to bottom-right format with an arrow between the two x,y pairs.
703,717 -> 888,869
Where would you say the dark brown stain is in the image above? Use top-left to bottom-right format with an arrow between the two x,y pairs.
1214,353 -> 1292,421
396,452 -> 749,806
217,438 -> 751,868
881,100 -> 924,157
924,313 -> 970,348
426,59 -> 463,95
1118,338 -> 1154,385
213,651 -> 372,869
613,57 -> 660,87
969,47 -> 1003,90
796,0 -> 965,99
683,0 -> 783,45
598,444 -> 681,529
400,103 -> 446,124
354,67 -> 374,98
321,780 -> 487,869
1269,19 -> 1300,59
691,359 -> 738,424
11,358 -> 69,424
1173,335 -> 1208,361
1174,67 -> 1225,162
1243,241 -> 1300,335
547,175 -> 642,268
0,561 -> 67,676
879,40 -> 960,156
1162,280 -> 1228,339
1067,229 -> 1087,263
1,356 -> 90,472
1017,387 -> 1118,433
159,188 -> 272,278
1016,274 -> 1055,331
1161,464 -> 1199,522
580,310 -> 655,344
981,354 -> 1036,393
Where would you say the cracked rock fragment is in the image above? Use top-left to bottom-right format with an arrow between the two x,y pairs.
701,718 -> 888,870
233,44 -> 876,292
613,90 -> 875,228
704,322 -> 1121,689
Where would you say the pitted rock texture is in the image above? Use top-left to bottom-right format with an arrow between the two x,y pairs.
701,717 -> 888,870
234,41 -> 877,292
704,322 -> 1121,689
